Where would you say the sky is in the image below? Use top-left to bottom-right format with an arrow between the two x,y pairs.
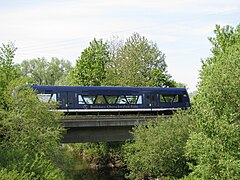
0,0 -> 239,92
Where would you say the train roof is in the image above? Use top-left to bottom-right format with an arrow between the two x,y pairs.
31,85 -> 188,94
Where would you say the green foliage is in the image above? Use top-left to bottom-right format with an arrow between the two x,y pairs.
0,78 -> 67,179
72,143 -> 108,164
70,33 -> 176,87
208,24 -> 240,60
0,42 -> 19,107
2,79 -> 63,151
0,154 -> 65,180
105,33 -> 175,87
71,38 -> 110,86
124,112 -> 192,179
0,168 -> 31,180
185,24 -> 240,179
19,57 -> 72,85
68,142 -> 125,169
23,154 -> 65,179
56,72 -> 72,85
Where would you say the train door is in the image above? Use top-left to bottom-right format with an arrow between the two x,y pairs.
60,92 -> 75,109
144,93 -> 159,107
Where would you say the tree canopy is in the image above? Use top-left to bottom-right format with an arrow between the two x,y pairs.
0,42 -> 19,107
71,38 -> 110,86
123,25 -> 240,180
185,24 -> 240,179
19,57 -> 72,85
0,42 -> 69,179
71,33 -> 176,87
105,33 -> 175,87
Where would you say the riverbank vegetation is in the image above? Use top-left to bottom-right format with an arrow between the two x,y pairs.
123,24 -> 240,179
0,24 -> 239,179
183,24 -> 240,179
0,44 -> 72,179
123,113 -> 193,179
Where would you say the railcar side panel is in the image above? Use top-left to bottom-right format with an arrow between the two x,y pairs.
31,85 -> 190,113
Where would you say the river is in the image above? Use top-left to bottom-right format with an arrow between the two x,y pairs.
71,159 -> 127,180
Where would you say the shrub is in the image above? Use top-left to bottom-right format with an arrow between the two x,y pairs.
124,112 -> 192,179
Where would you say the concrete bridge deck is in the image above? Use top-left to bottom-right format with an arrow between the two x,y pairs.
61,115 -> 162,143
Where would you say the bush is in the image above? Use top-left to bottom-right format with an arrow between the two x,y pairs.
0,168 -> 31,180
0,79 -> 68,179
124,112 -> 192,179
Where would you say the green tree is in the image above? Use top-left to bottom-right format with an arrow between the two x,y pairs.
0,43 -> 69,179
48,57 -> 72,85
185,24 -> 240,179
0,78 -> 67,179
124,113 -> 192,179
19,57 -> 72,85
208,24 -> 240,61
0,42 -> 19,107
71,38 -> 110,86
104,36 -> 124,86
105,33 -> 175,87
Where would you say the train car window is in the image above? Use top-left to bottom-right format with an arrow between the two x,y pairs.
160,95 -> 178,103
94,95 -> 107,104
78,95 -> 85,104
52,94 -> 57,101
37,94 -> 50,102
136,95 -> 142,104
173,95 -> 179,102
82,96 -> 95,104
105,96 -> 118,104
126,96 -> 138,104
160,95 -> 165,102
37,93 -> 56,103
116,96 -> 128,104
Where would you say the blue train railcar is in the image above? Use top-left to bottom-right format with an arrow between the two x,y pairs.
31,85 -> 190,115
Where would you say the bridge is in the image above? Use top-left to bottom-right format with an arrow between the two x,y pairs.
60,115 -> 163,143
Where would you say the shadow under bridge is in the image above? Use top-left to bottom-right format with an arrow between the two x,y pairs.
60,115 -> 164,143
